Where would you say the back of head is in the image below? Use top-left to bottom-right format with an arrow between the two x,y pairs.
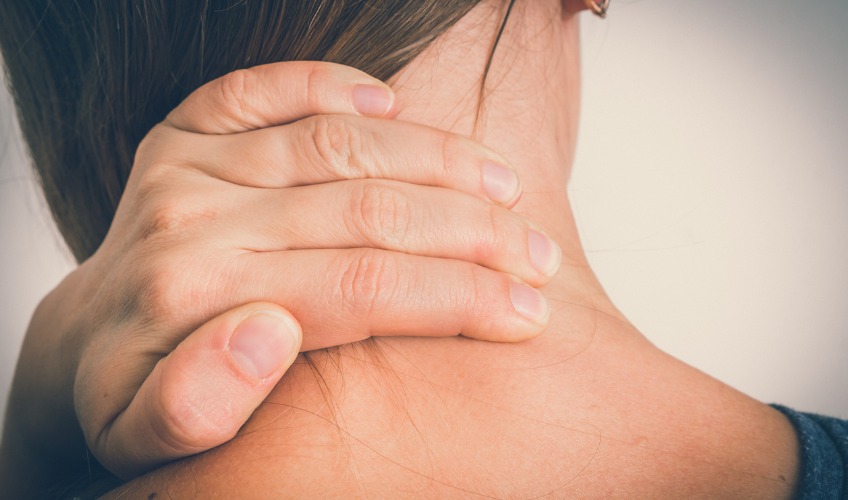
0,0 -> 491,262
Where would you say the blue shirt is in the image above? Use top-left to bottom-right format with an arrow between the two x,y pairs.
772,405 -> 848,499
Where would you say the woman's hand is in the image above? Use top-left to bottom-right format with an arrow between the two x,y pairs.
2,61 -> 562,488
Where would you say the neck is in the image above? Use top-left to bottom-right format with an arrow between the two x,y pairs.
111,6 -> 802,494
390,1 -> 627,331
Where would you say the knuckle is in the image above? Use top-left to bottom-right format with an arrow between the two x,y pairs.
439,131 -> 462,179
308,115 -> 366,178
135,181 -> 216,242
134,126 -> 168,164
138,196 -> 189,241
337,249 -> 402,317
216,68 -> 258,125
349,182 -> 412,247
133,160 -> 176,204
111,245 -> 223,334
135,127 -> 199,174
135,254 -> 198,325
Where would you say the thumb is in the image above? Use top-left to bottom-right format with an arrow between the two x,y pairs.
98,303 -> 302,479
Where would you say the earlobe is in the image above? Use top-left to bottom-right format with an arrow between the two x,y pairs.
585,0 -> 609,18
561,0 -> 609,19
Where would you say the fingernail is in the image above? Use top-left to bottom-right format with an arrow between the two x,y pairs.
509,283 -> 550,324
482,161 -> 520,204
352,84 -> 394,116
528,230 -> 562,277
229,312 -> 298,379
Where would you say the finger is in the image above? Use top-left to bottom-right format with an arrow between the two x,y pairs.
165,61 -> 397,134
231,180 -> 561,286
90,303 -> 302,479
166,115 -> 521,206
234,249 -> 551,350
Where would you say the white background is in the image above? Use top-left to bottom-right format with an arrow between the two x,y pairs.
2,0 -> 847,423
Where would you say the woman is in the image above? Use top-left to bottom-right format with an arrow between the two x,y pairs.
0,0 -> 844,497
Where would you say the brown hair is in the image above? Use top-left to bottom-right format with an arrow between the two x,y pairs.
0,0 -> 511,262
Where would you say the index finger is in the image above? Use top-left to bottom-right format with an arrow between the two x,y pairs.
164,61 -> 397,134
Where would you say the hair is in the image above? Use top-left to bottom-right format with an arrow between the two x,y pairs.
0,0 -> 517,263
1,1 -> 516,495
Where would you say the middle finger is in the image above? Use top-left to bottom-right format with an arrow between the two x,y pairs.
165,114 -> 523,206
227,179 -> 562,287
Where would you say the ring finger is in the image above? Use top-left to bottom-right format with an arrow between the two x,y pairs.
230,179 -> 562,286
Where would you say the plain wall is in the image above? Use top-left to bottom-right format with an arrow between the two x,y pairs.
2,0 -> 846,425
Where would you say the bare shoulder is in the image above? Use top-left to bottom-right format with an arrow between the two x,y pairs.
108,322 -> 799,498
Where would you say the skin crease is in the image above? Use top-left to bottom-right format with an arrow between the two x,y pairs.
111,1 -> 799,497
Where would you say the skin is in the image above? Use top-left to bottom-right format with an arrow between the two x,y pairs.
0,61 -> 558,494
3,34 -> 575,500
108,1 -> 800,498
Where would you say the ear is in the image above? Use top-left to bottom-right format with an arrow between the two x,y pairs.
561,0 -> 586,18
561,0 -> 607,18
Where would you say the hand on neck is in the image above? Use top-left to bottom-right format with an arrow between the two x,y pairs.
390,0 -> 627,333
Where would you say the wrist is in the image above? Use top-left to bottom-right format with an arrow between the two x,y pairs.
2,265 -> 94,475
